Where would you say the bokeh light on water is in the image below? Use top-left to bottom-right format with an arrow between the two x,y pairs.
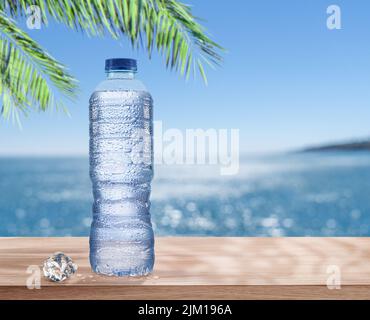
1,152 -> 370,236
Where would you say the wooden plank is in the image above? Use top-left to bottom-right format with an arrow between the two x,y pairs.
0,237 -> 369,299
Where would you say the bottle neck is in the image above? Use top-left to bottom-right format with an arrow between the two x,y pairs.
106,70 -> 135,80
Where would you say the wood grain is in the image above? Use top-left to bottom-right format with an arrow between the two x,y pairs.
0,237 -> 369,299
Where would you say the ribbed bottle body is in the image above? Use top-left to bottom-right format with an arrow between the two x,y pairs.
89,89 -> 154,276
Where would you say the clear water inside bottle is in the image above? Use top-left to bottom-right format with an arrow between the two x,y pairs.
89,66 -> 155,276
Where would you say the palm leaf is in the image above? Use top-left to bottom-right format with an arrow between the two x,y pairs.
0,11 -> 77,121
0,0 -> 223,122
2,0 -> 223,78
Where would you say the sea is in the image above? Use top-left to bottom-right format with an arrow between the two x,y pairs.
1,151 -> 369,237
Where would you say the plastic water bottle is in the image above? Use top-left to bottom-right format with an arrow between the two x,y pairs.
89,58 -> 154,276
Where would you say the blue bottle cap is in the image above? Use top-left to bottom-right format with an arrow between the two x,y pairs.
105,58 -> 137,72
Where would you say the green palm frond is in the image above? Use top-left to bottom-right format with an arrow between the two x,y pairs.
0,0 -> 223,122
0,11 -> 77,123
3,0 -> 223,78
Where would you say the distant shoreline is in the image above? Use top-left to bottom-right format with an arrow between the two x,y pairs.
301,140 -> 370,152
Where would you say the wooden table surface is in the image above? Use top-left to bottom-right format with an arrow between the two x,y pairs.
0,237 -> 369,300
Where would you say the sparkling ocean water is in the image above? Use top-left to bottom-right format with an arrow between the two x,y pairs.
1,151 -> 370,237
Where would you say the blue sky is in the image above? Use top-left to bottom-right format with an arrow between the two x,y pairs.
1,0 -> 370,155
